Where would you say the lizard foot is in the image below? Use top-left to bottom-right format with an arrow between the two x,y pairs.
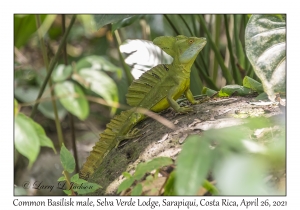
115,128 -> 142,148
194,95 -> 210,104
177,106 -> 194,113
115,128 -> 141,141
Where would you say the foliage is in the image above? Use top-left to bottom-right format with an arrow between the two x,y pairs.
117,157 -> 173,195
14,101 -> 56,167
245,15 -> 286,101
59,144 -> 101,195
175,119 -> 285,195
203,76 -> 263,97
118,117 -> 284,195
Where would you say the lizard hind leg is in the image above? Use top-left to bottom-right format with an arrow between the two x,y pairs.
115,127 -> 142,147
114,111 -> 146,148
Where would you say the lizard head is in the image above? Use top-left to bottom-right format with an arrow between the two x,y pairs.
175,36 -> 207,65
153,35 -> 206,65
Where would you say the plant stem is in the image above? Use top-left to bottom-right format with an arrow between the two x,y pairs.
192,15 -> 198,36
224,15 -> 242,85
63,170 -> 76,195
163,15 -> 180,35
30,15 -> 76,118
213,15 -> 221,83
197,15 -> 233,84
35,14 -> 64,147
179,14 -> 193,36
234,15 -> 244,68
113,30 -> 133,85
62,15 -> 79,173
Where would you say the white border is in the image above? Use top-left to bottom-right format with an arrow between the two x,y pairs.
3,0 -> 298,209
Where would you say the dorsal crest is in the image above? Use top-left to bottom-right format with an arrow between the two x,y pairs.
126,64 -> 170,106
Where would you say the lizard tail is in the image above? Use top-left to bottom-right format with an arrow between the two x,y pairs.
79,109 -> 139,180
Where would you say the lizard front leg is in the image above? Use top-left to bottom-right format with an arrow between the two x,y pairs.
185,88 -> 197,104
167,86 -> 193,113
185,88 -> 210,105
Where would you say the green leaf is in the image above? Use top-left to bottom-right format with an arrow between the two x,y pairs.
131,183 -> 143,196
243,76 -> 264,93
202,87 -> 217,97
76,178 -> 88,184
218,85 -> 252,97
76,182 -> 102,195
52,64 -> 72,82
26,115 -> 56,153
14,186 -> 27,195
245,15 -> 286,100
15,86 -> 67,120
175,135 -> 213,195
57,176 -> 66,181
71,173 -> 79,182
60,143 -> 75,173
14,15 -> 46,48
73,68 -> 118,107
164,171 -> 176,195
63,189 -> 72,195
213,154 -> 269,195
93,15 -> 135,30
112,15 -> 143,34
133,157 -> 173,180
73,56 -> 120,114
15,113 -> 40,167
76,55 -> 122,78
117,177 -> 135,193
204,127 -> 247,152
54,81 -> 89,120
122,172 -> 132,179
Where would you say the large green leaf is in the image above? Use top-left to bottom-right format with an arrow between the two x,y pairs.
175,135 -> 213,195
245,15 -> 286,100
218,85 -> 252,97
131,183 -> 143,196
93,15 -> 135,30
52,64 -> 72,82
15,113 -> 41,167
54,81 -> 89,120
74,56 -> 119,113
14,86 -> 67,120
76,55 -> 122,77
213,154 -> 270,195
117,177 -> 135,193
243,76 -> 264,93
14,15 -> 46,48
133,157 -> 173,180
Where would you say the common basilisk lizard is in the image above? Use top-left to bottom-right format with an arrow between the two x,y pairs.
79,35 -> 207,179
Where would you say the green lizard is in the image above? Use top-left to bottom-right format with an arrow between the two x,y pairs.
79,35 -> 207,179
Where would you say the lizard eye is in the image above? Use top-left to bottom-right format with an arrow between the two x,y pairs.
189,40 -> 194,44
